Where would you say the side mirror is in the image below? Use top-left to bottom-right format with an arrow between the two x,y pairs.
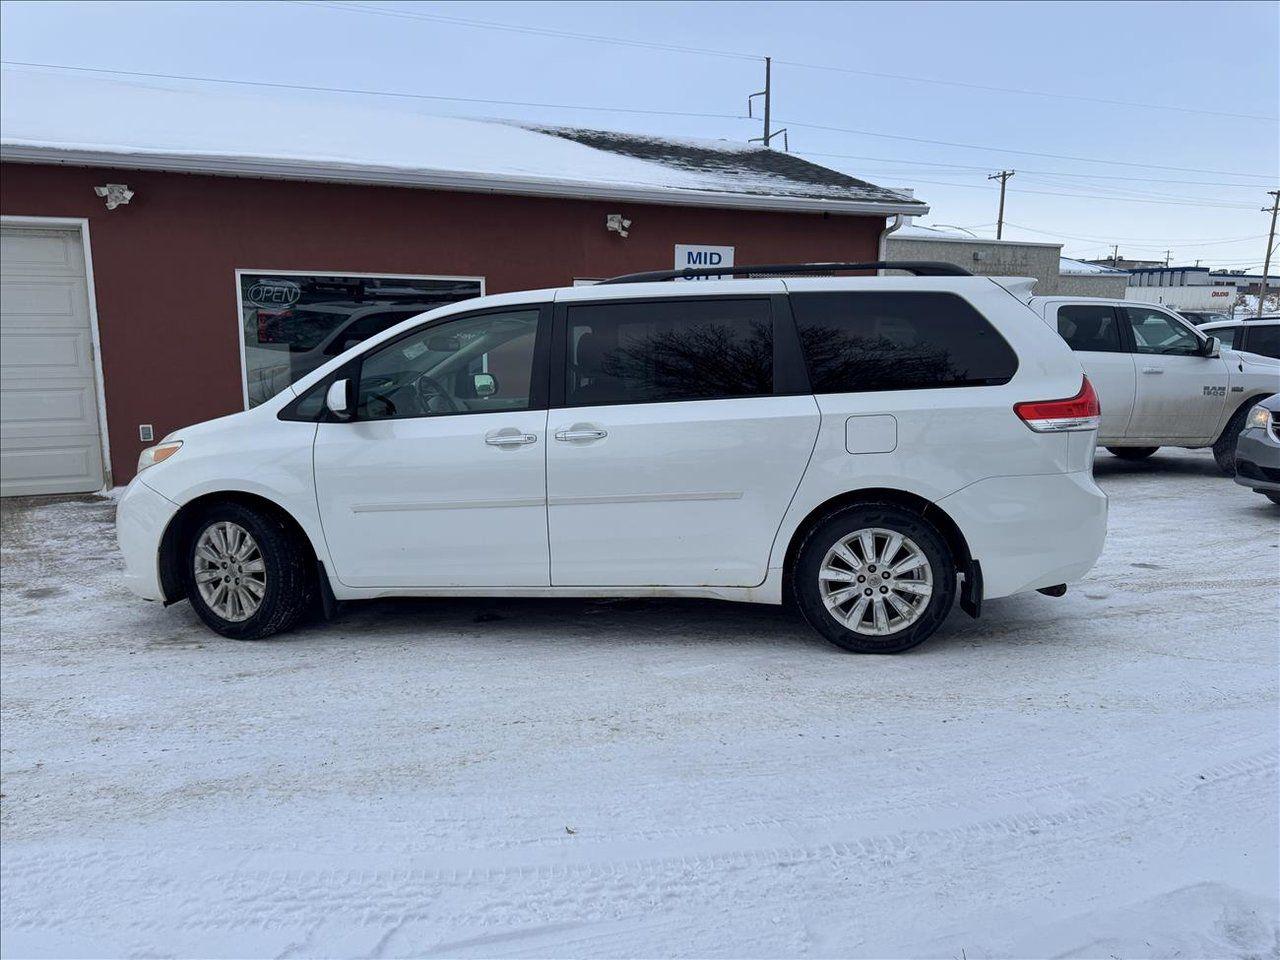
1202,335 -> 1220,358
472,372 -> 497,398
325,378 -> 352,419
342,338 -> 362,352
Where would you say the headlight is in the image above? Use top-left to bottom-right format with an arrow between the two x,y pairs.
1245,405 -> 1271,430
137,440 -> 183,473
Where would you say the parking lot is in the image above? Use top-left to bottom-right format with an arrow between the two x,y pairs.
1,448 -> 1277,958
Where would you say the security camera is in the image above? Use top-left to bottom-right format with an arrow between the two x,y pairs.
606,213 -> 631,238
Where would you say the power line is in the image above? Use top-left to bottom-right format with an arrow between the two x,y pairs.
772,58 -> 1277,124
294,0 -> 1278,123
0,59 -> 751,124
885,176 -> 1255,209
292,0 -> 762,61
1017,173 -> 1259,207
1001,221 -> 1267,246
795,150 -> 1267,187
841,161 -> 1259,207
776,118 -> 1275,179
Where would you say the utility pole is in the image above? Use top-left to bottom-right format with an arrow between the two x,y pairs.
748,57 -> 788,150
1259,190 -> 1279,317
988,170 -> 1014,239
762,56 -> 770,146
1163,249 -> 1172,267
1111,244 -> 1119,267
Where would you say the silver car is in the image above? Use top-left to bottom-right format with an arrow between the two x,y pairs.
1233,393 -> 1280,504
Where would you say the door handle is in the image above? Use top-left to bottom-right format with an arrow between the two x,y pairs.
554,427 -> 608,442
1141,367 -> 1164,374
484,430 -> 537,447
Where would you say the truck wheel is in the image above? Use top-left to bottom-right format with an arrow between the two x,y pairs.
185,502 -> 314,640
792,503 -> 956,654
1106,446 -> 1158,461
1212,404 -> 1253,475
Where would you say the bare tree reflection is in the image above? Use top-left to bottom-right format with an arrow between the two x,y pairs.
592,320 -> 773,400
797,325 -> 962,392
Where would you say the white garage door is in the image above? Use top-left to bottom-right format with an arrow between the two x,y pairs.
1,225 -> 106,496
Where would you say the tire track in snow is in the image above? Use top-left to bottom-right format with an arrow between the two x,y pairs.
3,749 -> 1273,935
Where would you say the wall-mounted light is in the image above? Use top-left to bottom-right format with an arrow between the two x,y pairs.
94,183 -> 134,210
606,213 -> 631,238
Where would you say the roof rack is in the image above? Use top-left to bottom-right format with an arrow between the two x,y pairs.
597,260 -> 974,285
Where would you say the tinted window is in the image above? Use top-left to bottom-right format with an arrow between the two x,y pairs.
1057,304 -> 1124,353
1244,324 -> 1280,359
790,292 -> 1017,393
1122,306 -> 1202,356
357,309 -> 540,420
1211,325 -> 1241,349
564,298 -> 772,406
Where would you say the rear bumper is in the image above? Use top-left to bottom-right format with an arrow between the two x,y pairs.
1234,428 -> 1280,492
938,470 -> 1108,600
116,476 -> 179,601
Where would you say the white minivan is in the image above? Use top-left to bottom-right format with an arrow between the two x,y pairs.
117,263 -> 1108,654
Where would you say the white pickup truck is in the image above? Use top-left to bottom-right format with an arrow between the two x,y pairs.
1027,296 -> 1280,473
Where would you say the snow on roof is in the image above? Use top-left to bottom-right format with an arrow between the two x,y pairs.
1059,256 -> 1128,275
0,66 -> 927,217
893,222 -> 973,240
891,221 -> 1058,247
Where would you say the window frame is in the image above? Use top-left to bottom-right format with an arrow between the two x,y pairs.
234,267 -> 486,411
1209,324 -> 1242,351
279,302 -> 552,423
548,293 -> 808,410
1054,303 -> 1129,355
1119,304 -> 1209,357
1240,322 -> 1280,358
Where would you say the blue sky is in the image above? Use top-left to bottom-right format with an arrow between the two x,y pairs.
3,0 -> 1276,267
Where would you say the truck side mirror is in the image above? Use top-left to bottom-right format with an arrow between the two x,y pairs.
1201,335 -> 1220,359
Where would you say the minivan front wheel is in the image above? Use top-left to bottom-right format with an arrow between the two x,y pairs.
793,504 -> 956,654
185,502 -> 313,640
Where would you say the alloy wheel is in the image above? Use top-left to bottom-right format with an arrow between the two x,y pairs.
193,521 -> 267,622
818,527 -> 934,636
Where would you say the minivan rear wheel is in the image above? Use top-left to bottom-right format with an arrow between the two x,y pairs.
184,502 -> 313,640
792,504 -> 956,654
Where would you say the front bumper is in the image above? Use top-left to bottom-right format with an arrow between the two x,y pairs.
938,470 -> 1108,600
1234,427 -> 1280,493
116,476 -> 180,601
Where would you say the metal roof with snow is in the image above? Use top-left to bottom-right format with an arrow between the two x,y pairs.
1059,256 -> 1128,276
0,66 -> 927,217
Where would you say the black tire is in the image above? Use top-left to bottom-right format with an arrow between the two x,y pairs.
184,501 -> 314,640
1106,446 -> 1159,461
791,503 -> 957,654
1212,403 -> 1253,475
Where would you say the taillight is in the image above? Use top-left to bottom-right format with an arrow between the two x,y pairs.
1014,376 -> 1101,433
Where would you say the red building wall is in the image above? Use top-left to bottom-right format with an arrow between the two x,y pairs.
1,162 -> 884,483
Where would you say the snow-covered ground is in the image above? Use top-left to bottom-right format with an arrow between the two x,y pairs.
2,448 -> 1277,959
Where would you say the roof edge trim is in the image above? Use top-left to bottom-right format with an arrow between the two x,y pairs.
0,143 -> 931,217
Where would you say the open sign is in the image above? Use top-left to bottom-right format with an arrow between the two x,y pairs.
246,279 -> 302,308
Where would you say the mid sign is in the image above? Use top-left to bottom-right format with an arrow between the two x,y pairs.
674,244 -> 735,280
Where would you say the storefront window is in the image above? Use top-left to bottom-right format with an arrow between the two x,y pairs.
238,272 -> 483,406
